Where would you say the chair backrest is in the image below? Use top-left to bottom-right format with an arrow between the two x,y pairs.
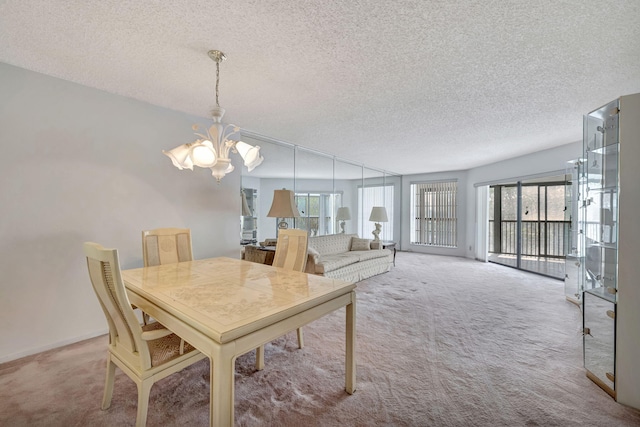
84,242 -> 152,369
142,228 -> 193,267
272,229 -> 309,272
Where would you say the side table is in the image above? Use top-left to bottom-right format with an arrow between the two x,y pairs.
380,241 -> 397,266
244,245 -> 276,265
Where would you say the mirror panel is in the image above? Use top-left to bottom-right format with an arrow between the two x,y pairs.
293,147 -> 336,236
239,134 -> 295,244
238,132 -> 399,249
362,168 -> 386,240
335,159 -> 363,237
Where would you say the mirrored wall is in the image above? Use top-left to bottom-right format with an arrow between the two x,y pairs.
239,131 -> 401,246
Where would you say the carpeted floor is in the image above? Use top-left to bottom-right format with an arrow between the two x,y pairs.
2,252 -> 640,426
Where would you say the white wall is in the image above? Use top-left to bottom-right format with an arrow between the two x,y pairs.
464,141 -> 582,259
0,63 -> 241,363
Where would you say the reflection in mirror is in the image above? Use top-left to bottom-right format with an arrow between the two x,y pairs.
239,133 -> 294,245
384,172 -> 402,243
334,159 -> 363,237
360,168 -> 402,242
240,187 -> 257,245
291,147 -> 337,236
362,168 -> 387,240
238,131 -> 400,250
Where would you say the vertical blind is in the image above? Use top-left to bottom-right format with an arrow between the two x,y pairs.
411,181 -> 457,247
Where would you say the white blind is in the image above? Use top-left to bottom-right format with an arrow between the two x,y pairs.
411,181 -> 457,247
358,185 -> 394,240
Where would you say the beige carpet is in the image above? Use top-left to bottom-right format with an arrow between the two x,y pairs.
2,252 -> 640,426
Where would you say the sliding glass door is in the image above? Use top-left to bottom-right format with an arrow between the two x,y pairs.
489,175 -> 569,279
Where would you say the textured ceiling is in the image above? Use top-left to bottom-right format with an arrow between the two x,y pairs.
1,1 -> 639,175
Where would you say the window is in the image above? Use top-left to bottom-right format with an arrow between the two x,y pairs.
358,185 -> 394,241
411,181 -> 457,247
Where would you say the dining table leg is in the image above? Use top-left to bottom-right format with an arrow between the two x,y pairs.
345,291 -> 356,394
210,343 -> 236,427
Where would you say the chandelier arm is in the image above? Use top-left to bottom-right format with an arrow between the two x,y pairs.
205,127 -> 222,157
222,124 -> 240,138
217,141 -> 228,159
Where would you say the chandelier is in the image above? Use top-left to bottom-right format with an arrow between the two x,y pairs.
163,50 -> 263,182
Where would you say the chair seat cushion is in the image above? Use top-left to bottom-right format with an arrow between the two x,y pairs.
143,322 -> 196,367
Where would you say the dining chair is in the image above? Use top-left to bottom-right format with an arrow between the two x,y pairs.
272,228 -> 309,273
142,227 -> 193,267
256,228 -> 309,369
138,228 -> 193,324
83,242 -> 206,427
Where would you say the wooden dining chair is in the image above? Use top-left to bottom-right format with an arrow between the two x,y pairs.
272,228 -> 309,272
142,227 -> 193,267
138,228 -> 193,324
256,228 -> 309,369
84,242 -> 206,427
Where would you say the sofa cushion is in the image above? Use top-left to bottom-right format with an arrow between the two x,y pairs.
356,249 -> 391,262
315,253 -> 360,274
350,237 -> 371,251
309,233 -> 357,256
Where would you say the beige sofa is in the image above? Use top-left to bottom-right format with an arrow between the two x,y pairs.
305,233 -> 393,283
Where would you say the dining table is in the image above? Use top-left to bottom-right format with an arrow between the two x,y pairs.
121,257 -> 357,426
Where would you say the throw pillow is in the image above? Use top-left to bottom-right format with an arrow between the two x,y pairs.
351,237 -> 371,251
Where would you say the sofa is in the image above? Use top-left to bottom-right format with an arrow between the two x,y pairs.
304,233 -> 393,283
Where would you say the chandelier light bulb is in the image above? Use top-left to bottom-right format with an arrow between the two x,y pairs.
190,140 -> 217,168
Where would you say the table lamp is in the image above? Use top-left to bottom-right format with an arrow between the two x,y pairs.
369,206 -> 388,241
267,188 -> 300,229
336,207 -> 351,234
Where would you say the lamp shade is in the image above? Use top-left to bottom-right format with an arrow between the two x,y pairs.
267,189 -> 300,218
369,206 -> 388,222
235,141 -> 264,172
162,143 -> 194,170
190,140 -> 218,168
336,207 -> 351,221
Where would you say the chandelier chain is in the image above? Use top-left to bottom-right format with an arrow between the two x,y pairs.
215,60 -> 220,107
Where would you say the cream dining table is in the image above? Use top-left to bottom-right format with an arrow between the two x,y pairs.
121,257 -> 357,427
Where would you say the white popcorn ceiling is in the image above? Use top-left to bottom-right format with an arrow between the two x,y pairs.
1,0 -> 639,175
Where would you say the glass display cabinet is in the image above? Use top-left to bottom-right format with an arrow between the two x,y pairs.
581,93 -> 640,409
564,159 -> 583,305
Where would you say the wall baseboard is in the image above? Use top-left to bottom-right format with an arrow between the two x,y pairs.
0,328 -> 108,365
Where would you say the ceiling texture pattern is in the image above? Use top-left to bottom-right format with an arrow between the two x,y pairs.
1,0 -> 639,175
